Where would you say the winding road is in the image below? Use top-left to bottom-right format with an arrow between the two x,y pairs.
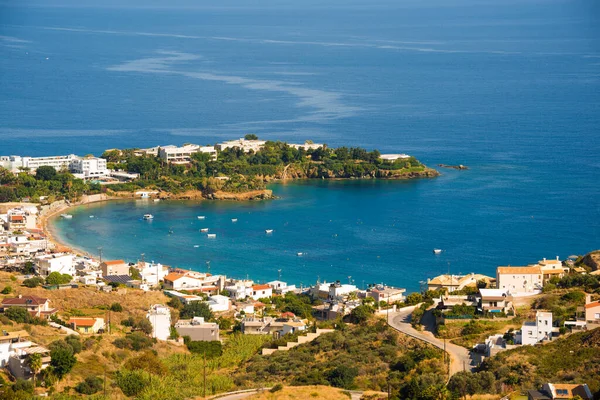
387,306 -> 473,376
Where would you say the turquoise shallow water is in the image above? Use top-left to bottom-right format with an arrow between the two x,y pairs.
53,174 -> 597,292
2,0 -> 600,290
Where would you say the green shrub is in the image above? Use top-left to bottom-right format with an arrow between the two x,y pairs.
2,285 -> 13,294
50,346 -> 77,379
180,301 -> 214,320
23,277 -> 45,288
113,333 -> 155,351
75,376 -> 103,395
45,272 -> 72,285
124,351 -> 167,376
184,339 -> 223,358
326,365 -> 358,389
270,383 -> 283,393
115,370 -> 148,397
110,302 -> 123,312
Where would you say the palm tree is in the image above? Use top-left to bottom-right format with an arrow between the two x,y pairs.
27,353 -> 43,388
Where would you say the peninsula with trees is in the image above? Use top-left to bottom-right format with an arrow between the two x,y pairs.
0,135 -> 439,202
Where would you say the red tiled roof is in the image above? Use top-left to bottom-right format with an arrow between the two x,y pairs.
10,215 -> 24,222
585,301 -> 600,309
252,284 -> 271,291
164,272 -> 185,282
2,296 -> 48,306
69,317 -> 96,327
103,260 -> 126,266
497,266 -> 542,274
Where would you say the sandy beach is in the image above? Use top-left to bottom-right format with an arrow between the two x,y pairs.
39,194 -> 119,259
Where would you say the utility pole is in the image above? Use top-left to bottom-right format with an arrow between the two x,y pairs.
203,351 -> 207,398
97,246 -> 103,263
348,275 -> 352,285
206,260 -> 211,274
140,253 -> 145,265
278,269 -> 282,281
103,369 -> 107,397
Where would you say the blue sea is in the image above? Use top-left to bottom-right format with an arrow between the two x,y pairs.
1,0 -> 599,291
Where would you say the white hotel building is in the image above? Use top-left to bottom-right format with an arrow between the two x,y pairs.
0,154 -> 109,180
158,145 -> 217,163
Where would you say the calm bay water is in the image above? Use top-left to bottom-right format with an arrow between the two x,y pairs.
2,0 -> 599,290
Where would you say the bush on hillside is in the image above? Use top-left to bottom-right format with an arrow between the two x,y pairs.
75,376 -> 103,395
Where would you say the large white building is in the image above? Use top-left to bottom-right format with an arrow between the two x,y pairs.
146,304 -> 171,341
496,266 -> 543,295
163,269 -> 226,294
70,157 -> 109,179
288,142 -> 324,151
158,144 -> 217,164
0,154 -> 78,172
216,138 -> 266,153
0,154 -> 108,180
517,311 -> 553,345
36,253 -> 75,277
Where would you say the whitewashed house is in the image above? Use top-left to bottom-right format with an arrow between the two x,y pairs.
36,253 -> 75,277
516,311 -> 553,345
147,304 -> 171,341
496,266 -> 543,295
251,284 -> 273,300
207,295 -> 230,312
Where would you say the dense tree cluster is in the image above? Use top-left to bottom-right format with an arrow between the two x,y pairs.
0,165 -> 101,202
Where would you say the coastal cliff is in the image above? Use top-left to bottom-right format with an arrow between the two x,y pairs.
580,250 -> 600,272
109,189 -> 275,201
267,163 -> 440,181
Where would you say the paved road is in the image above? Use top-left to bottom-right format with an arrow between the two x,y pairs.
388,306 -> 473,376
49,321 -> 80,336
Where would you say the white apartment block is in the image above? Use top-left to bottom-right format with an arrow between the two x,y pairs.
0,154 -> 108,180
158,144 -> 217,163
147,304 -> 171,341
70,157 -> 109,179
216,138 -> 266,153
517,311 -> 553,345
0,154 -> 78,172
496,266 -> 543,294
36,253 -> 75,277
288,142 -> 324,151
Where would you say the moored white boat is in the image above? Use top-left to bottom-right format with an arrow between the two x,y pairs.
200,228 -> 209,232
297,252 -> 304,256
197,216 -> 205,219
61,214 -> 73,219
153,199 -> 160,202
231,218 -> 238,222
265,229 -> 273,234
207,233 -> 216,238
433,249 -> 442,254
143,214 -> 154,220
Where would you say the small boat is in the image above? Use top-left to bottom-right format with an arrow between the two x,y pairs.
89,215 -> 94,218
61,214 -> 73,219
207,234 -> 216,238
265,229 -> 273,234
433,249 -> 443,254
297,252 -> 304,256
231,218 -> 238,222
169,228 -> 174,234
197,216 -> 205,219
193,245 -> 200,248
143,214 -> 154,220
200,228 -> 209,232
154,199 -> 160,202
